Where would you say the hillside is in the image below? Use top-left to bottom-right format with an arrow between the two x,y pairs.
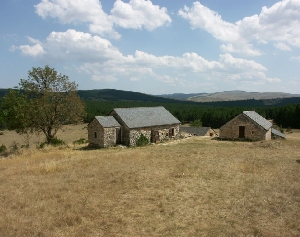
1,88 -> 300,107
77,89 -> 177,103
158,92 -> 207,100
0,88 -> 178,103
158,91 -> 300,102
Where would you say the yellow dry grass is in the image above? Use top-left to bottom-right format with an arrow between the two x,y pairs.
0,128 -> 299,236
0,124 -> 88,149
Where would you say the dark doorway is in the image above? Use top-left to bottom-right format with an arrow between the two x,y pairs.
239,126 -> 245,138
169,128 -> 174,137
151,130 -> 159,143
116,128 -> 121,144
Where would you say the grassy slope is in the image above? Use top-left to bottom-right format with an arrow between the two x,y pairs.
188,91 -> 300,102
0,129 -> 300,236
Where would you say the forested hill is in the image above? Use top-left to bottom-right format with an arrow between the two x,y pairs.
1,88 -> 300,107
1,88 -> 300,128
77,89 -> 177,103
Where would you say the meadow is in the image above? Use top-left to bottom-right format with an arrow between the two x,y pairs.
0,126 -> 299,236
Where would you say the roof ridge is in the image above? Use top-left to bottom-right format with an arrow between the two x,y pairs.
243,111 -> 272,130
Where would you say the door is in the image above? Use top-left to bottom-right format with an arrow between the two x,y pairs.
116,128 -> 121,144
239,126 -> 245,138
151,130 -> 159,143
169,128 -> 174,137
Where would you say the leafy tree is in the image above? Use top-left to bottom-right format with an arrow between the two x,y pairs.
2,90 -> 32,133
2,66 -> 86,143
191,119 -> 202,127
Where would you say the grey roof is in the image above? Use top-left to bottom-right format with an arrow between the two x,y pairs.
243,111 -> 272,130
180,126 -> 212,136
95,116 -> 121,128
271,128 -> 286,138
111,106 -> 181,129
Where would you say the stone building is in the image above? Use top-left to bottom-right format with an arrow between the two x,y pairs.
219,111 -> 286,141
88,116 -> 121,148
88,106 -> 181,147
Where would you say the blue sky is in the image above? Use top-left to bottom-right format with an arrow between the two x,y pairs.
1,0 -> 300,95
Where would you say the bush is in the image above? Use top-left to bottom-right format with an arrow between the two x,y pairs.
10,142 -> 18,153
73,138 -> 87,145
0,132 -> 4,135
136,134 -> 149,147
0,144 -> 7,153
39,138 -> 66,148
190,119 -> 202,127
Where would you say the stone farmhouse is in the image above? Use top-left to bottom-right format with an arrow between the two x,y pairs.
219,111 -> 285,141
88,106 -> 181,147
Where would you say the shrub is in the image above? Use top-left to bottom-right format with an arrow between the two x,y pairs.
49,138 -> 66,146
0,132 -> 4,135
10,142 -> 18,153
190,119 -> 202,127
0,144 -> 7,153
136,134 -> 149,147
73,138 -> 87,145
39,138 -> 66,149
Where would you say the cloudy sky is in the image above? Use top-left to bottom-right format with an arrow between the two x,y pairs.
1,0 -> 300,95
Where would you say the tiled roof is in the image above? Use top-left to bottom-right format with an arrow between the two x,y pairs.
180,126 -> 212,136
271,128 -> 286,138
243,111 -> 272,130
95,116 -> 121,128
111,106 -> 181,129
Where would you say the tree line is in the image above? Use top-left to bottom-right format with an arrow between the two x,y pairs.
1,65 -> 300,146
83,99 -> 300,129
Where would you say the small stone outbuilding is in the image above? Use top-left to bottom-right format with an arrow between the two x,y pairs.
88,106 -> 181,147
219,111 -> 273,141
88,116 -> 121,148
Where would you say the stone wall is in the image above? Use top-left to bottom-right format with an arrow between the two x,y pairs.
220,114 -> 271,141
126,125 -> 180,146
88,119 -> 120,148
103,127 -> 118,148
88,119 -> 104,147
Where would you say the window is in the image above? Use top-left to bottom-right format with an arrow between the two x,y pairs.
251,131 -> 254,135
94,132 -> 97,138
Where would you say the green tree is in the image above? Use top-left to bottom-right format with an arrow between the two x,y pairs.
2,66 -> 86,144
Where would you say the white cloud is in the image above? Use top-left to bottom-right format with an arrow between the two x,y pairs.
111,0 -> 172,30
35,0 -> 120,39
178,3 -> 239,42
15,29 -> 279,87
27,36 -> 42,45
274,42 -> 292,51
35,0 -> 172,38
219,53 -> 266,71
179,0 -> 300,56
291,56 -> 300,62
220,42 -> 262,56
17,29 -> 122,62
18,44 -> 45,57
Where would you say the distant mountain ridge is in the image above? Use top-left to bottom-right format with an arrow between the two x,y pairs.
1,88 -> 300,107
158,90 -> 300,102
77,89 -> 176,102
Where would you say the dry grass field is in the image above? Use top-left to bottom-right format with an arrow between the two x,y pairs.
0,126 -> 299,237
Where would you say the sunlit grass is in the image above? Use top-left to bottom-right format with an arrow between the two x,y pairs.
0,129 -> 299,236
